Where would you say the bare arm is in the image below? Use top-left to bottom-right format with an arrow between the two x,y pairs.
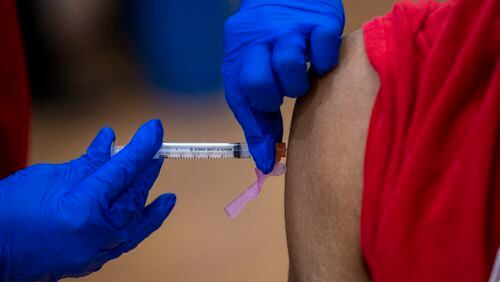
285,30 -> 379,282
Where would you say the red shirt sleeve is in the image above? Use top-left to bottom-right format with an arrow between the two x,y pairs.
362,0 -> 500,281
0,0 -> 31,178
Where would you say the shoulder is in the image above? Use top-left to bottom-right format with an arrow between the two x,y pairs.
285,30 -> 378,282
287,29 -> 379,175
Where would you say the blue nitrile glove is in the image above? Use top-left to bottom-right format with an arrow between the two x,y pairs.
0,119 -> 175,281
223,0 -> 345,173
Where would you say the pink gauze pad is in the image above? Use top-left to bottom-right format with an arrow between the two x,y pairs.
224,162 -> 287,219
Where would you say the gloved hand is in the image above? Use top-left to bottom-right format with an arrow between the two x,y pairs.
223,0 -> 345,173
0,119 -> 175,281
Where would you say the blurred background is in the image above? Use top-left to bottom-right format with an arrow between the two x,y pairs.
18,0 -> 396,281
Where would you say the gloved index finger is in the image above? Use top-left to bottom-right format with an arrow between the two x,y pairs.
83,119 -> 164,205
224,58 -> 284,174
237,105 -> 280,174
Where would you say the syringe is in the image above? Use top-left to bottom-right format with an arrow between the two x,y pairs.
112,142 -> 287,159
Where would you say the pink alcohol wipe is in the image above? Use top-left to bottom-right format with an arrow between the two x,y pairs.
224,163 -> 287,219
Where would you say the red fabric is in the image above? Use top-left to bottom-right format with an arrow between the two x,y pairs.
362,0 -> 500,281
0,0 -> 30,178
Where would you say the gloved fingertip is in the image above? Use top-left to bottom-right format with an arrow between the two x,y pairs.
258,160 -> 275,175
153,193 -> 177,216
98,127 -> 116,141
91,127 -> 116,148
110,193 -> 177,255
85,127 -> 116,163
148,119 -> 164,131
162,193 -> 177,212
251,136 -> 276,174
148,194 -> 176,228
127,120 -> 164,158
131,193 -> 176,236
310,25 -> 343,75
143,119 -> 164,142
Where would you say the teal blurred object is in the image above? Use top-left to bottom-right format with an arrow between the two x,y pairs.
129,0 -> 232,94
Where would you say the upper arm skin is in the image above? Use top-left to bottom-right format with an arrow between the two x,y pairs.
285,30 -> 379,282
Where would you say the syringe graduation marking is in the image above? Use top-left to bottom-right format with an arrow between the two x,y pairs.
112,143 -> 286,160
